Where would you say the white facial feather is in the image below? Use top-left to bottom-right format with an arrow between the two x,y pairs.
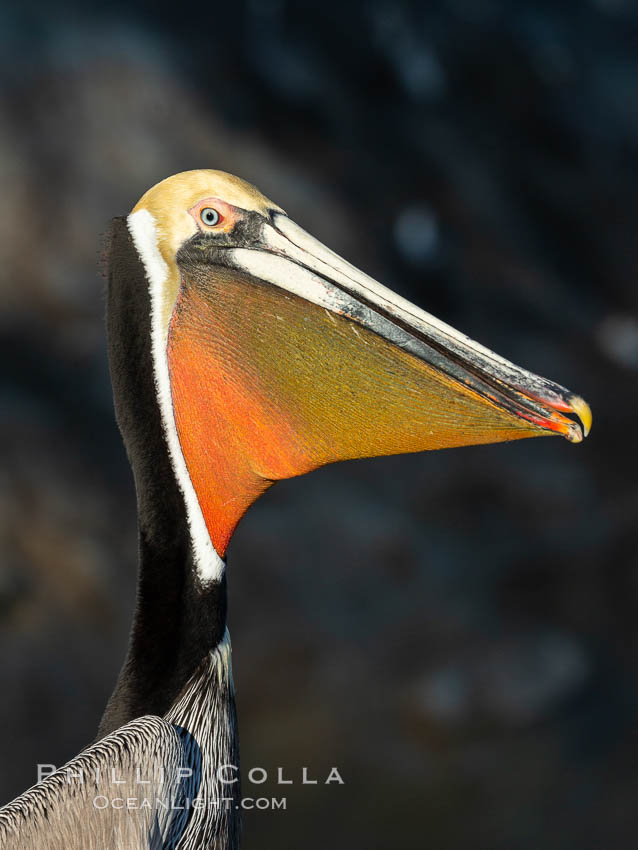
127,208 -> 225,585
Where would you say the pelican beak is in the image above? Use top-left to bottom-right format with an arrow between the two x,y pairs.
224,212 -> 591,444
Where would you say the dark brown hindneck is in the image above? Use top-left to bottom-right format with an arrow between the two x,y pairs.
98,217 -> 227,737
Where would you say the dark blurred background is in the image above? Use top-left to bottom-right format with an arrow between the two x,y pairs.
0,1 -> 636,847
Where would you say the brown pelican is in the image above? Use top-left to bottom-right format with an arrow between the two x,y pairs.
0,170 -> 591,849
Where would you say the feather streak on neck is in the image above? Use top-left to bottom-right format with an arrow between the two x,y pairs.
127,208 -> 225,585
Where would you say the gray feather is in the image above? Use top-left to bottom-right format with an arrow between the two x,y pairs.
0,715 -> 192,849
0,635 -> 239,849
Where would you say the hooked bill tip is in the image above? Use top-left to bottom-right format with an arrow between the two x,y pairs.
529,391 -> 592,443
568,395 -> 592,438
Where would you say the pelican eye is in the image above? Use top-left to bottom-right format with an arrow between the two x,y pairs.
200,207 -> 220,227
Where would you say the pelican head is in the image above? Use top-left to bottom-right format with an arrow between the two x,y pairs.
121,169 -> 590,572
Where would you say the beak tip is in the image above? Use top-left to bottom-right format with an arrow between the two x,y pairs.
565,421 -> 584,444
568,395 -> 592,439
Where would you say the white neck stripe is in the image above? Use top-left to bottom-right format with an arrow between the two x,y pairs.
127,209 -> 225,585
